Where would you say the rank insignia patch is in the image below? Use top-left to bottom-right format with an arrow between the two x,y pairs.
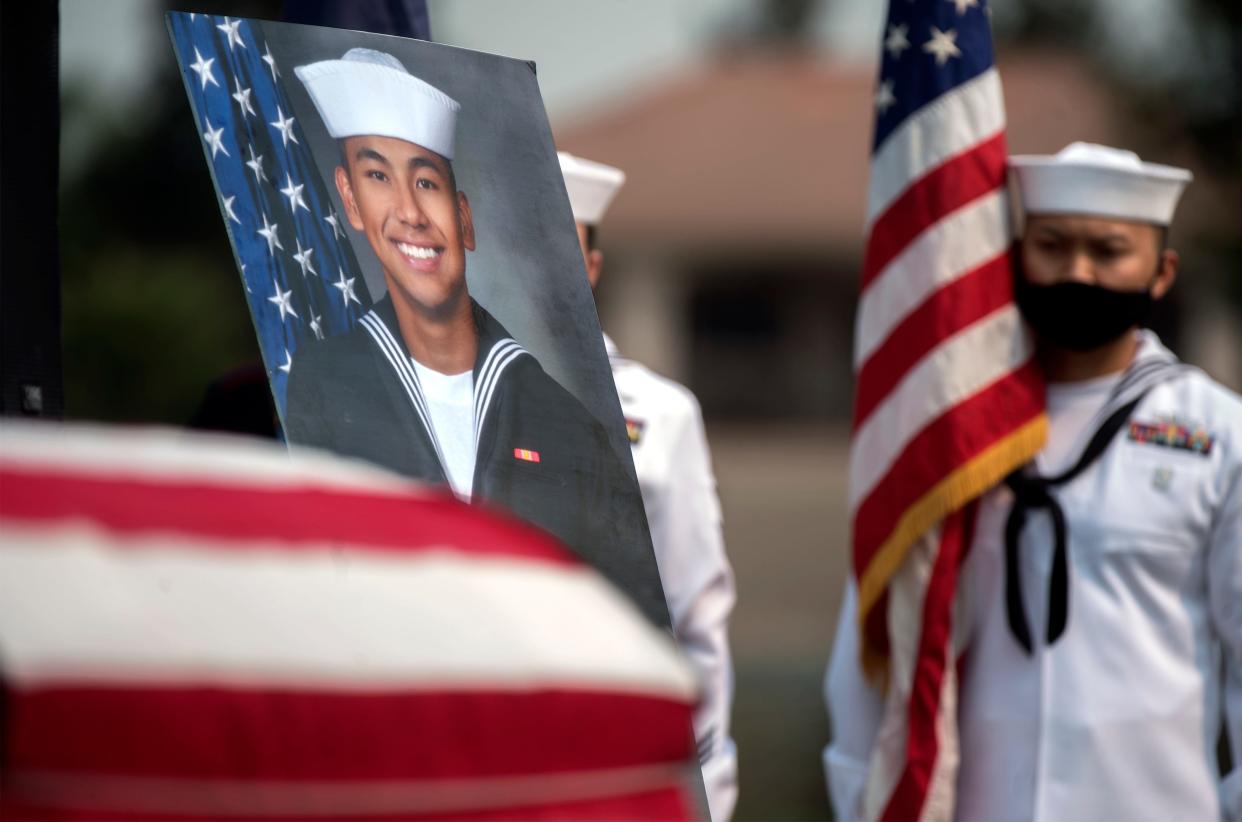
1128,418 -> 1214,457
625,417 -> 645,445
513,448 -> 541,463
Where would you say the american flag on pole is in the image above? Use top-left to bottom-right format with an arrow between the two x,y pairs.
849,0 -> 1046,818
167,13 -> 372,418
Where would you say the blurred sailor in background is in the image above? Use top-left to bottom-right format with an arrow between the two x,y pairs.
826,143 -> 1242,821
560,152 -> 739,821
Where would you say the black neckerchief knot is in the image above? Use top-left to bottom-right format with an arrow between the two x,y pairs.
1002,393 -> 1145,654
1000,336 -> 1189,655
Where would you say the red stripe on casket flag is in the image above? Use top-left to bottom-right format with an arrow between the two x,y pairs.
0,465 -> 574,565
859,132 -> 1008,294
852,361 -> 1043,578
0,786 -> 695,822
7,685 -> 692,780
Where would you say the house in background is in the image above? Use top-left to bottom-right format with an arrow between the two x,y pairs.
557,47 -> 1235,422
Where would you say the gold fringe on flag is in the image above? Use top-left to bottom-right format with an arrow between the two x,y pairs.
858,413 -> 1048,680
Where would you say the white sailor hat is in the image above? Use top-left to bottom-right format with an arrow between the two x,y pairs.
294,48 -> 460,160
1009,142 -> 1192,227
558,152 -> 626,226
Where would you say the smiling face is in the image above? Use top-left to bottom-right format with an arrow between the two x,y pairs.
335,135 -> 475,318
1019,214 -> 1177,297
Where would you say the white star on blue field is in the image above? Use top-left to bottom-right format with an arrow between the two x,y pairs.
169,12 -> 372,415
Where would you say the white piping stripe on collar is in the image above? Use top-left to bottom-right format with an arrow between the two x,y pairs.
474,340 -> 514,436
359,312 -> 449,475
1088,340 -> 1186,435
474,345 -> 525,450
361,309 -> 530,466
474,339 -> 527,449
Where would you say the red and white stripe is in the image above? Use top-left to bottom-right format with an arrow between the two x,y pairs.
0,423 -> 697,820
859,507 -> 974,822
850,65 -> 1044,822
863,70 -> 1007,228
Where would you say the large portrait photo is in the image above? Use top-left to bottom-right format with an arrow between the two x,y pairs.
167,13 -> 669,626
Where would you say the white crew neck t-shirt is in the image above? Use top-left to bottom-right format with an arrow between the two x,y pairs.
1036,370 -> 1123,476
410,360 -> 475,501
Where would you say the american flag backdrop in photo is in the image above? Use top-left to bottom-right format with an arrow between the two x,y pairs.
168,13 -> 372,416
849,0 -> 1046,818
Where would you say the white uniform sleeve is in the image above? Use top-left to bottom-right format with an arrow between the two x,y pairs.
824,581 -> 884,822
650,397 -> 737,822
1209,445 -> 1242,821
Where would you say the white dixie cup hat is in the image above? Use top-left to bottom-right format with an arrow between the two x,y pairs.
557,152 -> 626,226
1008,141 -> 1192,228
295,48 -> 460,160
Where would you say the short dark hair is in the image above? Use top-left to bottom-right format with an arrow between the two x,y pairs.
585,224 -> 598,251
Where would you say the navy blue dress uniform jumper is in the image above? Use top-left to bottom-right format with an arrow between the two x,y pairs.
285,296 -> 669,626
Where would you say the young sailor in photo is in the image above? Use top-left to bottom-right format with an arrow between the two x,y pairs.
285,50 -> 652,615
560,151 -> 740,822
825,142 -> 1242,821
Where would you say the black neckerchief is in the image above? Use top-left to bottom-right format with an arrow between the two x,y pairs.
1003,339 -> 1188,654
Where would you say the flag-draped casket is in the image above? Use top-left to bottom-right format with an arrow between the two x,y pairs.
0,423 -> 698,820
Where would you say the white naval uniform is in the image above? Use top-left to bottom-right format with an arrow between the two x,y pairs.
826,330 -> 1242,821
606,335 -> 739,822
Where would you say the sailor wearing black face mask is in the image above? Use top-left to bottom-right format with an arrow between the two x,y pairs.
825,142 -> 1242,822
957,142 -> 1242,820
1011,259 -> 1159,354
